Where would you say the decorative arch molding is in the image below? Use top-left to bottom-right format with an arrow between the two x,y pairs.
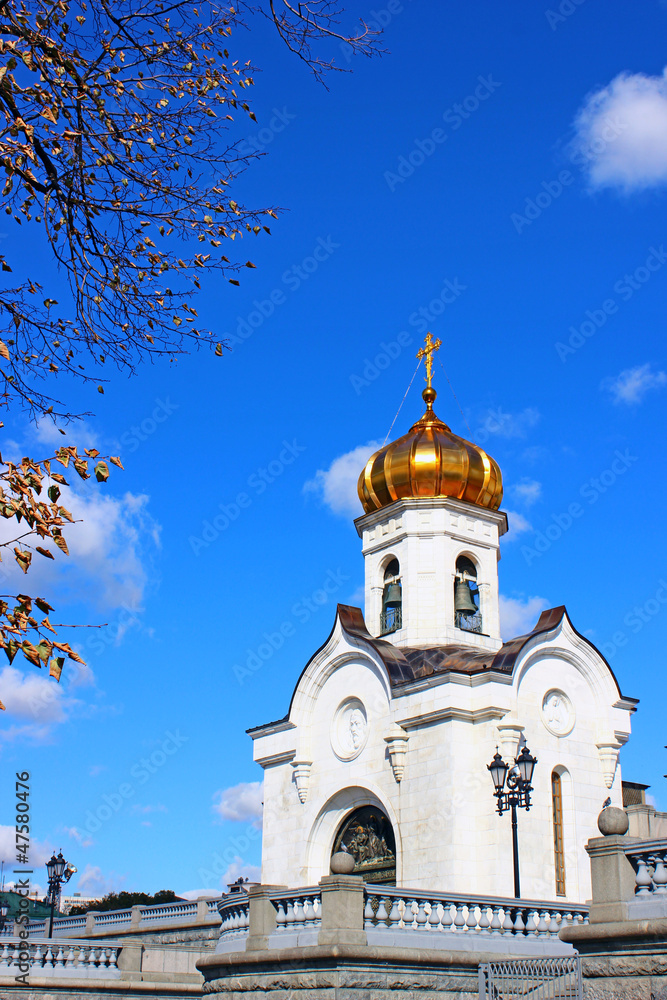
304,783 -> 402,885
514,636 -> 620,710
289,648 -> 391,731
453,547 -> 482,571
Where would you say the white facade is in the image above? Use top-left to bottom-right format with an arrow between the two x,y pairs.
250,498 -> 637,904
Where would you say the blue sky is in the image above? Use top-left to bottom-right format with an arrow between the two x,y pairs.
2,0 -> 667,899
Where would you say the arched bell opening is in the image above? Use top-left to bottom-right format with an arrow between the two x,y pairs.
454,555 -> 482,634
380,558 -> 402,635
332,805 -> 396,885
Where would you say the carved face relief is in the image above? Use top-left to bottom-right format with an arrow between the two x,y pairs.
541,689 -> 575,737
332,698 -> 368,760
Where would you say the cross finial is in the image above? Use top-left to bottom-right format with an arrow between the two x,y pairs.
416,332 -> 442,389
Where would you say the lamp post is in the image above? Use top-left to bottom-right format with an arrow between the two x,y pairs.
487,745 -> 537,899
45,851 -> 76,938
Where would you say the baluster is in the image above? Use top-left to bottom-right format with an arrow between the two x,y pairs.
513,908 -> 525,935
33,943 -> 43,968
65,945 -> 76,967
364,896 -> 376,929
404,898 -> 417,930
75,945 -> 86,967
465,903 -> 478,932
242,904 -> 251,930
44,944 -> 55,967
525,910 -> 538,936
284,898 -> 295,929
109,947 -> 119,969
634,854 -> 653,894
441,901 -> 453,932
89,946 -> 99,968
302,898 -> 313,925
54,944 -> 65,967
415,899 -> 428,931
275,900 -> 286,929
428,900 -> 441,931
293,896 -> 305,927
387,897 -> 401,927
453,903 -> 465,932
478,905 -> 491,933
536,910 -> 551,936
489,906 -> 503,934
502,907 -> 514,933
548,911 -> 561,936
652,852 -> 667,893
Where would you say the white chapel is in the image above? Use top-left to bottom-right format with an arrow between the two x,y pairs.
249,335 -> 637,904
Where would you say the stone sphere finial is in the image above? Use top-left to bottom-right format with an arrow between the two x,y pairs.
330,851 -> 355,875
597,805 -> 629,836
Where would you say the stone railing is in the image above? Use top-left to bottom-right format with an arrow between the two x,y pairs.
273,886 -> 322,934
625,839 -> 667,895
26,896 -> 222,939
215,878 -> 585,956
363,886 -> 588,940
0,938 -> 121,979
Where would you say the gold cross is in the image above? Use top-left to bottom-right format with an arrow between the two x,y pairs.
416,332 -> 442,388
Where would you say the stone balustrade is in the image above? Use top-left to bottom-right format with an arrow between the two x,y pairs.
0,938 -> 121,979
625,838 -> 667,895
25,896 -> 222,939
273,886 -> 322,934
214,880 -> 585,956
363,887 -> 587,946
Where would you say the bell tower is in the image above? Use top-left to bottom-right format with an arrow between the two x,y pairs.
355,335 -> 507,653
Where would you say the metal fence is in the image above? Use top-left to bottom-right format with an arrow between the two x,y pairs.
478,957 -> 582,999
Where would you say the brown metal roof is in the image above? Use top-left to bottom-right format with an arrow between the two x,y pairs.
248,603 -> 635,736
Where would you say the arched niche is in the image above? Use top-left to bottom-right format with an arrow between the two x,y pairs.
332,805 -> 396,885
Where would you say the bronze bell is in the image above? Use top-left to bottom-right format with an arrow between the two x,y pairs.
454,578 -> 478,614
383,582 -> 402,608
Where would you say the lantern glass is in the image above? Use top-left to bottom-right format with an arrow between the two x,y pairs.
516,746 -> 537,785
487,751 -> 508,793
46,853 -> 58,880
53,851 -> 67,879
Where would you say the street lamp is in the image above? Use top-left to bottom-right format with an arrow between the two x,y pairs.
45,851 -> 76,938
487,745 -> 537,898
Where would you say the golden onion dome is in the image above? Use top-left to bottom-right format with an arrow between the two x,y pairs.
358,383 -> 503,515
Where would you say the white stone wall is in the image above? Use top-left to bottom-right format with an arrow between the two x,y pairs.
252,611 -> 634,904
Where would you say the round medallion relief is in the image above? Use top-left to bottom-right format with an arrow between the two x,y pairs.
331,697 -> 368,760
541,689 -> 575,737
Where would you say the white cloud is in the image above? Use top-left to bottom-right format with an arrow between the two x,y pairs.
503,510 -> 533,540
0,478 -> 160,612
218,857 -> 261,887
179,888 -> 222,900
510,479 -> 542,506
180,856 -> 261,898
0,665 -> 84,744
572,67 -> 667,191
75,864 -> 124,897
130,803 -> 167,815
64,826 -> 94,849
476,407 -> 540,440
0,824 -> 52,866
499,595 -> 550,641
212,781 -> 263,828
34,419 -> 99,451
346,584 -> 365,608
601,363 -> 667,405
303,441 -> 381,518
